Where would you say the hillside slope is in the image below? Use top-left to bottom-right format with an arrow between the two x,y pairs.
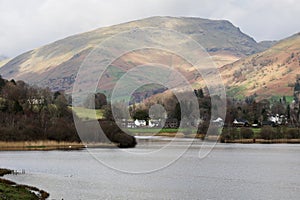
221,32 -> 300,99
0,16 -> 267,92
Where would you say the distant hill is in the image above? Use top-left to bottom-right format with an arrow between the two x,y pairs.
258,40 -> 277,50
221,32 -> 300,100
0,16 -> 269,92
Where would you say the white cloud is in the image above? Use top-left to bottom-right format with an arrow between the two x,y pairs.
0,0 -> 299,57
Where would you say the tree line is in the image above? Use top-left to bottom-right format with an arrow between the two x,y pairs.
0,75 -> 80,142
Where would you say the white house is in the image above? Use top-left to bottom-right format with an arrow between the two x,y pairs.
134,119 -> 146,127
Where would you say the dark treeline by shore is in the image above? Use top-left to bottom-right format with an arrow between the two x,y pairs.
0,75 -> 136,147
0,75 -> 80,142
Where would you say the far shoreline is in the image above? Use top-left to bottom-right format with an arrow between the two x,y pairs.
1,136 -> 300,152
151,133 -> 300,144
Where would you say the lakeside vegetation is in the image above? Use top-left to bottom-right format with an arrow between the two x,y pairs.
0,75 -> 137,149
220,126 -> 300,143
0,141 -> 85,151
0,75 -> 80,142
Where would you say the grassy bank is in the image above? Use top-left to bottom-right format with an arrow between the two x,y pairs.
127,127 -> 200,138
0,168 -> 49,200
126,128 -> 198,135
0,141 -> 85,151
72,107 -> 104,120
154,132 -> 205,139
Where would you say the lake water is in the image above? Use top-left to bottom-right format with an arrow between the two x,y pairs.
1,138 -> 300,200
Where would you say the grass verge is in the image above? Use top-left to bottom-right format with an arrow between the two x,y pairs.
125,128 -> 198,134
71,107 -> 104,120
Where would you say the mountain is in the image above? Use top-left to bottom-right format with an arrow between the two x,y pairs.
258,40 -> 277,50
0,16 -> 268,92
221,32 -> 300,100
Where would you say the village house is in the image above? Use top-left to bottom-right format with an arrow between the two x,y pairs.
212,117 -> 224,127
148,119 -> 161,127
233,119 -> 250,127
27,96 -> 45,105
134,119 -> 147,127
118,119 -> 136,128
118,118 -> 162,128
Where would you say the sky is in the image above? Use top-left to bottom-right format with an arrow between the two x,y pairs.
0,0 -> 299,58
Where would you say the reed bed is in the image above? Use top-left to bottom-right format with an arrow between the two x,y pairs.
0,141 -> 85,151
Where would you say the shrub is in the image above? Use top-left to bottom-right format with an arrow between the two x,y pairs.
274,127 -> 284,139
285,128 -> 300,139
258,126 -> 275,140
240,128 -> 254,139
220,128 -> 231,142
221,127 -> 239,140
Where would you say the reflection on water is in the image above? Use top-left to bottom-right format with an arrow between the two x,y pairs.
1,140 -> 300,200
